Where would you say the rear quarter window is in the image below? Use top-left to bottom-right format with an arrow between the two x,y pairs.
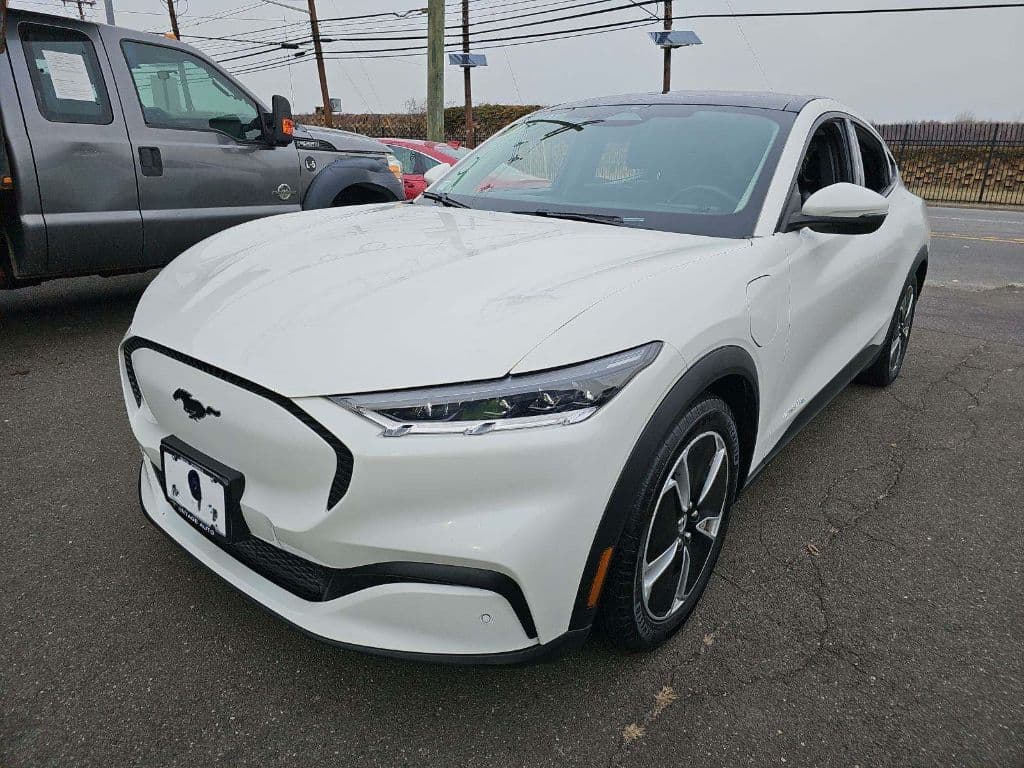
854,123 -> 892,194
19,23 -> 113,125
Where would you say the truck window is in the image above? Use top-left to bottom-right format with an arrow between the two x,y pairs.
20,23 -> 113,125
121,40 -> 262,142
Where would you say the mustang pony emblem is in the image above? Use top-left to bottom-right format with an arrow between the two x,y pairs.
172,389 -> 221,421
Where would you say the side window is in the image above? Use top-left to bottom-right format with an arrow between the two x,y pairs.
796,119 -> 854,202
121,41 -> 261,141
410,150 -> 440,175
20,23 -> 113,125
388,145 -> 413,174
854,123 -> 891,194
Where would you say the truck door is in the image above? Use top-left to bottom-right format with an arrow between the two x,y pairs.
101,33 -> 301,267
8,18 -> 143,276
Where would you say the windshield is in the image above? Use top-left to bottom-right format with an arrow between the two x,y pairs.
425,104 -> 794,238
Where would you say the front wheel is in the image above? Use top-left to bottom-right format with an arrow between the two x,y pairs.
858,276 -> 917,387
600,396 -> 740,651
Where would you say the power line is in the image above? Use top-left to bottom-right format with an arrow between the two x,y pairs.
214,0 -> 1024,71
227,16 -> 656,74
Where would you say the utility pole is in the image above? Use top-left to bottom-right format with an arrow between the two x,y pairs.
306,0 -> 333,128
662,0 -> 672,93
426,0 -> 445,142
104,0 -> 114,25
461,0 -> 474,148
165,0 -> 179,39
62,0 -> 95,21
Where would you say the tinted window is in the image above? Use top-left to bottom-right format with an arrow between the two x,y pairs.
410,150 -> 440,175
855,123 -> 891,193
388,145 -> 414,174
121,41 -> 261,141
427,104 -> 794,239
20,23 -> 112,125
797,119 -> 854,202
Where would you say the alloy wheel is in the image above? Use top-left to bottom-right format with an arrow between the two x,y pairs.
889,282 -> 916,376
639,431 -> 730,621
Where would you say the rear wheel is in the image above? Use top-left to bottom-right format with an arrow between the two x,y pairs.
858,276 -> 917,387
601,395 -> 740,650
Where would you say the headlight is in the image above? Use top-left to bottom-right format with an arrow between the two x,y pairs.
386,153 -> 403,180
330,342 -> 661,436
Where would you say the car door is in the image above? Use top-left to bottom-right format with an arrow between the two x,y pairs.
849,120 -> 906,328
773,115 -> 885,437
101,33 -> 301,267
9,18 -> 143,277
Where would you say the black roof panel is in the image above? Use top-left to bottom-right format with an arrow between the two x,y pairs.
551,90 -> 820,113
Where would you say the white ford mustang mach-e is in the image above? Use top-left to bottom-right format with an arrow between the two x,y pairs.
122,92 -> 929,663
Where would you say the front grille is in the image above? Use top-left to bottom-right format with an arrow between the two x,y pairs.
224,537 -> 332,601
125,336 -> 353,509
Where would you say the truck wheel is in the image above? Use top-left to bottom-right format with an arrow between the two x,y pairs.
331,184 -> 399,207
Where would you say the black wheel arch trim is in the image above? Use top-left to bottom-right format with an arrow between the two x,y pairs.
123,336 -> 354,509
138,464 -> 556,662
302,156 -> 403,209
567,345 -> 759,632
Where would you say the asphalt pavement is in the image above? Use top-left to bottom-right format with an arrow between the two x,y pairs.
1,206 -> 1022,767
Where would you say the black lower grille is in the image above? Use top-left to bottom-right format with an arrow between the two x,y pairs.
145,463 -> 537,637
224,537 -> 331,601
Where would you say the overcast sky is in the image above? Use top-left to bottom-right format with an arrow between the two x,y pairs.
12,0 -> 1024,122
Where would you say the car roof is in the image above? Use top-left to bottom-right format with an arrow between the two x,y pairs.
379,138 -> 463,157
550,90 -> 820,113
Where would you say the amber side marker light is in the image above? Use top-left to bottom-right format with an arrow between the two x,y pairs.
1,175 -> 13,190
586,546 -> 615,608
281,118 -> 295,136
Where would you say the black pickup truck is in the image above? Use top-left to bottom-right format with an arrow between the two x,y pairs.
0,8 -> 403,288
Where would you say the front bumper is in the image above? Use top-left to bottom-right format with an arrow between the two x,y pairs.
124,337 -> 681,659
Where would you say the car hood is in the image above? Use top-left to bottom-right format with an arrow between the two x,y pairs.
294,123 -> 389,154
129,204 -> 731,397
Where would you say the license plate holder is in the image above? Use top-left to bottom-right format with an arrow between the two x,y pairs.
160,436 -> 246,542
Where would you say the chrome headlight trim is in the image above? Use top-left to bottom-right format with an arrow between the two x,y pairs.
329,342 -> 662,437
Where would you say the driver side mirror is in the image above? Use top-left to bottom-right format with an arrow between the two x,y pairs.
785,182 -> 889,235
268,95 -> 295,147
423,162 -> 452,187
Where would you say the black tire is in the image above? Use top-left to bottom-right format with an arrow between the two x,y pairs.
600,395 -> 740,651
857,274 -> 918,387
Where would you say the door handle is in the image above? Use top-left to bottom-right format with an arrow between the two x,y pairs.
138,146 -> 163,177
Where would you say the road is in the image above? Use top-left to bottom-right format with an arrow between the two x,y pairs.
1,207 -> 1022,767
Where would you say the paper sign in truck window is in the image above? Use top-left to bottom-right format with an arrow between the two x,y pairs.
41,49 -> 97,102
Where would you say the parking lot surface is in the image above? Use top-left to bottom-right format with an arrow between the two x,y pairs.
2,207 -> 1022,767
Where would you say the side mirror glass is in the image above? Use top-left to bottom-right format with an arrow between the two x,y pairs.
269,94 -> 294,147
787,182 -> 889,235
423,162 -> 452,187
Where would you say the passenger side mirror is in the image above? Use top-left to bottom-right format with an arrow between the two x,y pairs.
423,162 -> 452,187
785,182 -> 888,235
268,95 -> 295,147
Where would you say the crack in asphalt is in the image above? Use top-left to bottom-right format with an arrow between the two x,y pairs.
610,339 -> 1022,764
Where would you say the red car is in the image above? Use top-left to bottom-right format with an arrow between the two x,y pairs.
379,138 -> 470,199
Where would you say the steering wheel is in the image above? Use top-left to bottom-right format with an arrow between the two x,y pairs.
667,184 -> 740,212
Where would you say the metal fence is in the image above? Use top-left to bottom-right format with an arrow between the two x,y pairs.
876,122 -> 1024,206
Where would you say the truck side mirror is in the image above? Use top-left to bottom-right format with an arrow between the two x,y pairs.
269,95 -> 295,147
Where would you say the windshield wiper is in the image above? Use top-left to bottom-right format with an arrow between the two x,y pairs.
421,190 -> 470,208
513,209 -> 642,227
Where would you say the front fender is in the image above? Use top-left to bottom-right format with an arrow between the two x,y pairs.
302,156 -> 403,210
